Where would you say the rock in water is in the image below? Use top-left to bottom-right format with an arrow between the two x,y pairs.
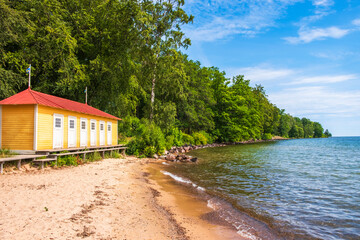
166,154 -> 176,161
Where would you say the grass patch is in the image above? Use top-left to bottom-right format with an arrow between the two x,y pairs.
56,155 -> 78,167
87,152 -> 102,162
110,151 -> 122,158
0,148 -> 16,158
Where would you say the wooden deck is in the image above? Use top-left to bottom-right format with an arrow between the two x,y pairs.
1,145 -> 128,174
36,144 -> 126,155
0,154 -> 47,174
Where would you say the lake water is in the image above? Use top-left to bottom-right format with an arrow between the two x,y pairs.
162,137 -> 360,239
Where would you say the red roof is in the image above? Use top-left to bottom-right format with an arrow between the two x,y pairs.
0,88 -> 120,120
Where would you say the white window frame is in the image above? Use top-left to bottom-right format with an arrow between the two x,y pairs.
68,116 -> 77,148
80,118 -> 88,147
53,113 -> 64,149
90,119 -> 97,146
107,121 -> 112,145
99,120 -> 105,146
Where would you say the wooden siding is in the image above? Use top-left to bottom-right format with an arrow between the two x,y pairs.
0,105 -> 2,147
112,121 -> 117,145
1,105 -> 34,150
37,105 -> 118,150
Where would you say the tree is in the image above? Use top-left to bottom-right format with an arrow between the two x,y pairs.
313,122 -> 324,138
176,57 -> 215,133
279,113 -> 293,138
0,0 -> 330,147
137,0 -> 193,120
324,129 -> 332,137
302,118 -> 314,138
0,0 -> 30,99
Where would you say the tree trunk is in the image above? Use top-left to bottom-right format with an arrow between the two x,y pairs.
149,71 -> 156,121
149,57 -> 158,121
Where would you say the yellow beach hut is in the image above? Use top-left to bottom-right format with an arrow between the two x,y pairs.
0,88 -> 120,154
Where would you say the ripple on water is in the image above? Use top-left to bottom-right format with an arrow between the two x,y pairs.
165,137 -> 360,240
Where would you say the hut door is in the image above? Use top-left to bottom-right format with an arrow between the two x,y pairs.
90,120 -> 96,146
99,121 -> 105,146
107,122 -> 112,145
68,116 -> 77,148
53,114 -> 64,149
80,118 -> 87,147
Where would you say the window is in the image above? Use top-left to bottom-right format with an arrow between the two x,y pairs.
91,122 -> 95,130
100,124 -> 104,131
81,121 -> 86,130
69,119 -> 75,129
108,124 -> 111,131
55,118 -> 61,128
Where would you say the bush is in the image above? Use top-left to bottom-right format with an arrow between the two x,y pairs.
165,135 -> 174,150
110,151 -> 121,158
166,128 -> 183,147
126,119 -> 166,156
88,152 -> 102,162
182,133 -> 194,145
56,155 -> 77,167
192,132 -> 208,145
144,146 -> 156,157
0,148 -> 14,158
200,131 -> 214,144
118,116 -> 142,137
118,134 -> 131,144
263,133 -> 272,140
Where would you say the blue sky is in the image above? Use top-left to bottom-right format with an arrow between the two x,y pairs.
182,0 -> 360,136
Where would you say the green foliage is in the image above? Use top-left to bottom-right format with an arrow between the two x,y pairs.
144,146 -> 156,157
263,133 -> 272,140
88,152 -> 102,162
165,135 -> 174,150
118,116 -> 142,137
192,132 -> 208,145
57,155 -> 77,167
110,151 -> 121,159
0,0 -> 331,154
182,133 -> 194,145
0,148 -> 14,158
166,128 -> 183,146
126,119 -> 165,156
324,129 -> 332,138
200,131 -> 214,144
313,122 -> 324,138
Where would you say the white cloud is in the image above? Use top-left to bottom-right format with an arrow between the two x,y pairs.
226,66 -> 358,87
312,0 -> 334,7
311,51 -> 356,60
352,18 -> 360,26
288,74 -> 357,85
269,86 -> 360,117
226,66 -> 295,82
284,27 -> 350,44
184,0 -> 302,42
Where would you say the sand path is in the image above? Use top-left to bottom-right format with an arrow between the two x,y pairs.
0,157 -> 242,240
0,157 -> 191,240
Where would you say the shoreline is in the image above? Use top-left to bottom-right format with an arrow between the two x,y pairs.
154,163 -> 280,240
146,163 -> 243,240
0,157 -> 244,239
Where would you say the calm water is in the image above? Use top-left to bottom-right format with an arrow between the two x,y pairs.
164,137 -> 360,239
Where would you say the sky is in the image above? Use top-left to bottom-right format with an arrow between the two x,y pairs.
182,0 -> 360,137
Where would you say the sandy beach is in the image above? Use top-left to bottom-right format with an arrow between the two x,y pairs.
0,157 -> 241,240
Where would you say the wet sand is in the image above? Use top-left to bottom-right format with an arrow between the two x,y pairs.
0,157 -> 242,240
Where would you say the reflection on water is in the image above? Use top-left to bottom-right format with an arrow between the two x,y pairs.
164,138 -> 360,240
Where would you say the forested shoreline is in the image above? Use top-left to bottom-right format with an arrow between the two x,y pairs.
0,0 -> 331,156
